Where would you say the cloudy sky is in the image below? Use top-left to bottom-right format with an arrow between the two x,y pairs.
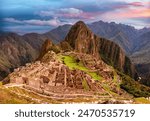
0,0 -> 150,34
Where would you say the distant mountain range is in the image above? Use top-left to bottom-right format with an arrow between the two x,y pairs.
0,20 -> 150,86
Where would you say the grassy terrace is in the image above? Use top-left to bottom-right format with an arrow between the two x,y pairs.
0,82 -> 32,104
0,82 -> 60,104
112,71 -> 120,92
58,55 -> 102,81
0,84 -> 99,104
57,55 -> 104,91
101,72 -> 122,97
58,55 -> 123,96
61,55 -> 150,98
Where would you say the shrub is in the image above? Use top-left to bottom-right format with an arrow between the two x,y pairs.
118,71 -> 150,97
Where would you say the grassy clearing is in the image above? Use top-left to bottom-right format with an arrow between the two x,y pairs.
60,55 -> 88,70
58,55 -> 102,81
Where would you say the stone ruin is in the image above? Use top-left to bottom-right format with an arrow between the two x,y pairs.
5,51 -> 119,96
8,55 -> 100,93
67,52 -> 114,80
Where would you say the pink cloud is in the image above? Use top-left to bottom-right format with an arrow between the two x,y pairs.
128,2 -> 144,7
112,1 -> 145,9
94,5 -> 150,28
116,8 -> 150,19
103,1 -> 150,21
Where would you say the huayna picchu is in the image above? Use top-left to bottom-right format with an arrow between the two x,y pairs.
0,21 -> 150,104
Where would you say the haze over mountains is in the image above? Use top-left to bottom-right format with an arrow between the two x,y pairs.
0,20 -> 150,86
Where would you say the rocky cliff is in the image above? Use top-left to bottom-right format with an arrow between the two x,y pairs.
38,39 -> 60,60
38,39 -> 53,59
64,21 -> 137,79
99,38 -> 136,78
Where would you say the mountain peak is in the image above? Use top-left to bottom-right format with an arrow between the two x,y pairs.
64,21 -> 100,58
42,39 -> 53,51
38,39 -> 53,59
74,21 -> 87,27
69,21 -> 91,34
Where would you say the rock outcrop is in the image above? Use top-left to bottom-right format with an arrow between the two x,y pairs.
38,39 -> 60,60
63,21 -> 137,79
38,39 -> 53,59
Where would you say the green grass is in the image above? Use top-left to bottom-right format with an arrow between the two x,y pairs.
102,83 -> 118,96
88,72 -> 102,81
82,80 -> 90,91
117,71 -> 150,97
134,97 -> 150,104
112,71 -> 120,91
59,55 -> 121,96
59,55 -> 102,81
112,71 -> 117,82
61,55 -> 88,70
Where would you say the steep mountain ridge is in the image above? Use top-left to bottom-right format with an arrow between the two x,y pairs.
131,31 -> 150,64
99,38 -> 136,78
130,31 -> 150,86
63,21 -> 136,79
22,33 -> 46,51
44,24 -> 71,43
88,21 -> 135,54
0,33 -> 38,80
